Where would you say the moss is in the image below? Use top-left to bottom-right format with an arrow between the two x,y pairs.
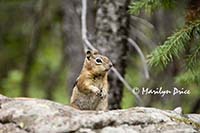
169,115 -> 200,129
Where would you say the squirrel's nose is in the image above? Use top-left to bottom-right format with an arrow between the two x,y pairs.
109,63 -> 113,68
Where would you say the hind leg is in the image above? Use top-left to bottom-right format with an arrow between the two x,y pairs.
96,97 -> 108,111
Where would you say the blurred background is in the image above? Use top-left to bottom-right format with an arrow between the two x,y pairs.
0,0 -> 199,113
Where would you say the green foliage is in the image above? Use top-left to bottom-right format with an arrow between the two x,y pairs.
176,54 -> 200,85
129,0 -> 200,112
1,70 -> 22,97
0,0 -> 68,104
122,59 -> 141,108
129,0 -> 200,86
186,42 -> 200,70
176,68 -> 200,85
129,0 -> 174,15
148,20 -> 200,85
148,20 -> 200,70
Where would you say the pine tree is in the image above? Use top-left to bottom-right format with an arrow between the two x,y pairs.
129,0 -> 200,85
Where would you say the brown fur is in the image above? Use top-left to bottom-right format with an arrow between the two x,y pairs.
70,50 -> 112,111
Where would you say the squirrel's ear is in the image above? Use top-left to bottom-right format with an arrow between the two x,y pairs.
86,49 -> 99,60
86,50 -> 92,60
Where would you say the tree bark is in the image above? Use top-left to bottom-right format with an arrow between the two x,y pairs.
62,0 -> 85,96
95,0 -> 130,109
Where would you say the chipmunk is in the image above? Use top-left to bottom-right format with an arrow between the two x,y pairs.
70,50 -> 112,111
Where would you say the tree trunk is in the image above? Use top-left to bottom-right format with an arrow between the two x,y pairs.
62,0 -> 85,96
95,0 -> 130,109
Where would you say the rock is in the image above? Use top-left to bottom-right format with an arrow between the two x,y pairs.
0,95 -> 199,133
187,114 -> 200,124
173,107 -> 182,114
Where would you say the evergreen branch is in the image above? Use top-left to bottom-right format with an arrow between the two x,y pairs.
187,43 -> 200,70
148,20 -> 200,70
178,44 -> 200,85
176,65 -> 200,85
129,0 -> 174,15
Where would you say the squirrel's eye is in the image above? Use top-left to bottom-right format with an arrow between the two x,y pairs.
95,58 -> 102,64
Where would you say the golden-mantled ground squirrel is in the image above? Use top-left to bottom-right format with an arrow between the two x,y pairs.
70,50 -> 112,111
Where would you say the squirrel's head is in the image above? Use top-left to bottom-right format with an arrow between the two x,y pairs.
84,50 -> 113,75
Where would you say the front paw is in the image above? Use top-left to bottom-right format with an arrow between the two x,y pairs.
99,90 -> 107,99
90,86 -> 107,99
91,86 -> 101,96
